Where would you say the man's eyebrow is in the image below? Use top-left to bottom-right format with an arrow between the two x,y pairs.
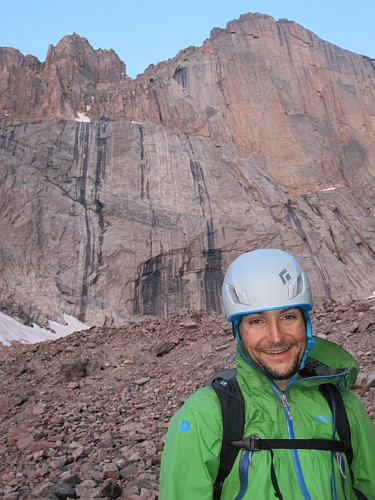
249,307 -> 299,316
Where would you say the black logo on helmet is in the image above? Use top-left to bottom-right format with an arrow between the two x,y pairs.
279,269 -> 291,285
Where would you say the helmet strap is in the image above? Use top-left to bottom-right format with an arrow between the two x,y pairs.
299,311 -> 315,369
233,317 -> 242,342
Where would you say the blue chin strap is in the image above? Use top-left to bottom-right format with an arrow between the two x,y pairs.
233,317 -> 242,342
300,310 -> 315,369
232,309 -> 315,370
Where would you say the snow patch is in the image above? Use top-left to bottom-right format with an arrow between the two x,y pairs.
0,312 -> 89,347
76,112 -> 90,123
48,315 -> 90,337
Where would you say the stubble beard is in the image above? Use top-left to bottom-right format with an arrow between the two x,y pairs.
254,341 -> 306,382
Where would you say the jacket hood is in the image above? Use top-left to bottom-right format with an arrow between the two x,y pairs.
302,336 -> 359,389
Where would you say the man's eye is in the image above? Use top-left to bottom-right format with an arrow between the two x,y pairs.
249,318 -> 263,326
283,314 -> 296,320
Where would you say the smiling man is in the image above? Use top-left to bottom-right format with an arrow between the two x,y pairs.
238,307 -> 307,391
159,249 -> 375,500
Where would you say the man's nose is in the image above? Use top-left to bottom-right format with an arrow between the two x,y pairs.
266,320 -> 285,343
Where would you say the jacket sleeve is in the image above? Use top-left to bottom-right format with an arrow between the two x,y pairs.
159,386 -> 223,500
343,390 -> 375,498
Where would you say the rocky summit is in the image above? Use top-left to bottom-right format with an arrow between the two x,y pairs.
0,13 -> 375,327
0,300 -> 375,499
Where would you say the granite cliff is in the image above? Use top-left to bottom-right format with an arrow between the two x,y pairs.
1,13 -> 375,326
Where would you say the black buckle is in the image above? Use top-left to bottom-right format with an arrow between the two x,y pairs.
230,433 -> 261,451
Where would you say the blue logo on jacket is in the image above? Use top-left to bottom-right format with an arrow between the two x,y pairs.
179,420 -> 190,433
314,415 -> 333,423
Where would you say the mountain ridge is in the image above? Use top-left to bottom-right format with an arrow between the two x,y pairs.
0,12 -> 375,326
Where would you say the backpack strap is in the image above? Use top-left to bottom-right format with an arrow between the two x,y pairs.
319,384 -> 353,462
210,372 -> 245,500
231,434 -> 347,453
319,384 -> 369,500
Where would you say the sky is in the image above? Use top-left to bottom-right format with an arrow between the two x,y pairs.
1,0 -> 374,78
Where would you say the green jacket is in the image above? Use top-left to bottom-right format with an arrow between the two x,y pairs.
159,337 -> 375,499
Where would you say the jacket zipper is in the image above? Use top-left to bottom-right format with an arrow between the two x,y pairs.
277,389 -> 312,500
281,394 -> 293,420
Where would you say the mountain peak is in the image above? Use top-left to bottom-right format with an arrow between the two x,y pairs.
0,14 -> 375,326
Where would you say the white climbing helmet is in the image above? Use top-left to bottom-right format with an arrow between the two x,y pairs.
222,248 -> 313,322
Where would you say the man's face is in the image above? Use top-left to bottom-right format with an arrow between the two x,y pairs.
238,307 -> 307,389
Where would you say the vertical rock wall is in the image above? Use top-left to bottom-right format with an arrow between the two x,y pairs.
1,117 -> 375,324
1,14 -> 375,324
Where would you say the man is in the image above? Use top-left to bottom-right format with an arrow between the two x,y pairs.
159,249 -> 375,499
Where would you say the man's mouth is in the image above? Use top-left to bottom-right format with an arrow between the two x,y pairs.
262,346 -> 292,355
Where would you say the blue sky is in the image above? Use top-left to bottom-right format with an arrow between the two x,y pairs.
1,0 -> 374,78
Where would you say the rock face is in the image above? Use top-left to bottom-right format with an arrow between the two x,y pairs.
0,34 -> 126,121
1,13 -> 375,325
0,303 -> 374,498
